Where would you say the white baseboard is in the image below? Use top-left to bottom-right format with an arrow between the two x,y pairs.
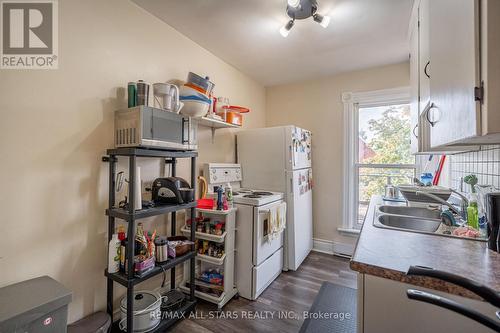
312,238 -> 334,254
312,238 -> 355,257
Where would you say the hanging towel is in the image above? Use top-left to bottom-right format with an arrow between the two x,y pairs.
277,202 -> 287,233
266,205 -> 279,243
265,208 -> 272,239
266,202 -> 287,243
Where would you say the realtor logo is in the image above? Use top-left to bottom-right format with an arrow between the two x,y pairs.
1,0 -> 58,69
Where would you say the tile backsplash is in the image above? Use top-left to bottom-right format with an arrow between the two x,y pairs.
450,145 -> 500,193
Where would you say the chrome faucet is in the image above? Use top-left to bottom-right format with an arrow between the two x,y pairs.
415,191 -> 468,221
449,189 -> 469,219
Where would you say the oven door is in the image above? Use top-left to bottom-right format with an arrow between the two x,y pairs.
253,201 -> 284,266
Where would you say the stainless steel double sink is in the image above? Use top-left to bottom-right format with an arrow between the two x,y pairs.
372,203 -> 486,241
374,205 -> 442,234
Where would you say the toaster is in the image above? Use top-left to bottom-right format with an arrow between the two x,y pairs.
152,177 -> 194,205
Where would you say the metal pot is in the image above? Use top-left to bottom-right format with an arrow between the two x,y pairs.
119,290 -> 164,332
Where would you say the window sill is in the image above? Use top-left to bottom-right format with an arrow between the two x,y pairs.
337,228 -> 361,236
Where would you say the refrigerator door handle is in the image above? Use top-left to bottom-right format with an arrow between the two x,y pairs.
289,145 -> 293,166
290,177 -> 294,196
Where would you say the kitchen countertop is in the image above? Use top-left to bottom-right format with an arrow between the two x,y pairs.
350,195 -> 500,300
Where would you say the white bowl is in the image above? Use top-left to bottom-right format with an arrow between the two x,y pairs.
180,100 -> 210,118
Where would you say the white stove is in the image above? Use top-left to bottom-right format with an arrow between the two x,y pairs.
203,163 -> 285,300
203,163 -> 283,206
232,188 -> 283,206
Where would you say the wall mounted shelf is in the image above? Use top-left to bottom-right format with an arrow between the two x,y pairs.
196,116 -> 240,143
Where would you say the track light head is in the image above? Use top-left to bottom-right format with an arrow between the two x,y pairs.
313,13 -> 330,28
280,20 -> 295,38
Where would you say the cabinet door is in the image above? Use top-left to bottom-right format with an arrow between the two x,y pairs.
419,0 -> 430,114
409,8 -> 419,154
428,0 -> 481,147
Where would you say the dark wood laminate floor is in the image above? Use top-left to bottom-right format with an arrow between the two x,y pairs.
170,252 -> 357,333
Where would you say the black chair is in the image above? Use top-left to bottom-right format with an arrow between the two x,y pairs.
406,265 -> 500,332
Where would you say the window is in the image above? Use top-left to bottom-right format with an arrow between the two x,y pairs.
342,88 -> 415,231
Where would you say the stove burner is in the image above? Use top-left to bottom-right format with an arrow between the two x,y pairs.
244,194 -> 262,198
252,191 -> 273,196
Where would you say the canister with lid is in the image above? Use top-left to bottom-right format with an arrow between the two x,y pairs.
154,236 -> 169,263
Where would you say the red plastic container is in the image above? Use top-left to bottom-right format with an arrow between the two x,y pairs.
197,198 -> 214,210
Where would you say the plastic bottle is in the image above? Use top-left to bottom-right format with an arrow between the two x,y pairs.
467,193 -> 479,230
108,233 -> 121,274
225,183 -> 233,208
120,239 -> 127,272
478,217 -> 488,238
135,223 -> 147,255
215,186 -> 224,211
476,185 -> 495,238
117,225 -> 127,272
117,225 -> 126,241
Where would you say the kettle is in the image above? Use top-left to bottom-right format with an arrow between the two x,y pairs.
153,83 -> 183,113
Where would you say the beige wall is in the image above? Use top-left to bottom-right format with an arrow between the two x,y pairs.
266,62 -> 410,247
0,0 -> 265,323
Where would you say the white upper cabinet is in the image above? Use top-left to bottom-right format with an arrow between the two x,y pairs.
409,5 -> 419,154
418,0 -> 430,115
428,0 -> 481,147
479,0 -> 500,140
409,0 -> 500,148
409,0 -> 477,153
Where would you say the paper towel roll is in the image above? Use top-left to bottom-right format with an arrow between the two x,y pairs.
134,166 -> 142,210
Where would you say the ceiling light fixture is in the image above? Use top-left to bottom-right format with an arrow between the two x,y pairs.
279,0 -> 331,37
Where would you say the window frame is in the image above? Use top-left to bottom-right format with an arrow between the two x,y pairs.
341,87 -> 414,232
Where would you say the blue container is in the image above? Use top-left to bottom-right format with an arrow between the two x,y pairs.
420,173 -> 433,186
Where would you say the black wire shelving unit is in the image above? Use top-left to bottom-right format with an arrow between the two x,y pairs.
104,147 -> 197,332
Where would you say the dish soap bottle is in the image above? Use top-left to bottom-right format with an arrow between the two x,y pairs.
225,183 -> 233,208
467,193 -> 479,229
108,231 -> 121,274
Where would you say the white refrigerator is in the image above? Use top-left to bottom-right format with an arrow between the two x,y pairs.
237,126 -> 313,271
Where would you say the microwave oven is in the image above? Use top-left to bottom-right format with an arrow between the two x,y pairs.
114,106 -> 197,150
